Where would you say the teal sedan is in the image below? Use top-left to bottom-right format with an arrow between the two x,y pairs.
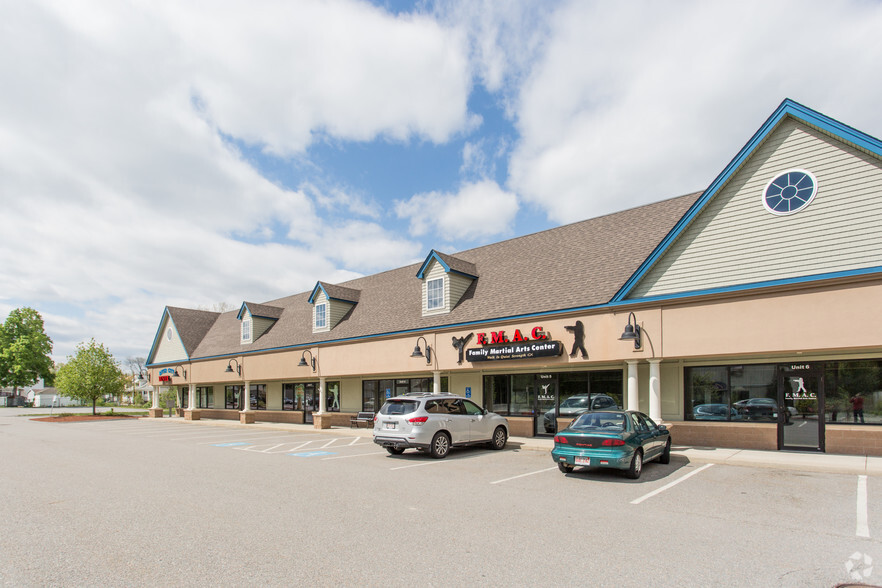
552,410 -> 671,479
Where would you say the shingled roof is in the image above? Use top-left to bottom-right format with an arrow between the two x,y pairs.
166,307 -> 221,357
183,192 -> 700,361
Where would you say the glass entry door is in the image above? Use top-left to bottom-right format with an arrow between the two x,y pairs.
778,365 -> 824,451
303,383 -> 318,424
534,376 -> 558,436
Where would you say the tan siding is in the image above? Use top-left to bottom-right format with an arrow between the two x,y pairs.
252,316 -> 274,340
449,273 -> 472,310
630,119 -> 882,298
328,299 -> 352,329
153,317 -> 188,363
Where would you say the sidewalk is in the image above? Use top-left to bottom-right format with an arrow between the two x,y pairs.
148,416 -> 882,476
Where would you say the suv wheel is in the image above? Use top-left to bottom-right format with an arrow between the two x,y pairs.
490,426 -> 507,450
430,432 -> 450,459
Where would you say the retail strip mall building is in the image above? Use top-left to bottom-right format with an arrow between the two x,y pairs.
147,99 -> 882,456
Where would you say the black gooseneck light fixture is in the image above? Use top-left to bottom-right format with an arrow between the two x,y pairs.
410,336 -> 432,365
298,349 -> 316,373
618,312 -> 642,350
225,358 -> 241,376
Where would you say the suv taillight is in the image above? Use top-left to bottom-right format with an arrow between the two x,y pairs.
408,416 -> 429,426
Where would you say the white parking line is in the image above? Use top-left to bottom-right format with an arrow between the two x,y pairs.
322,452 -> 386,460
490,467 -> 558,485
630,464 -> 714,505
857,475 -> 870,538
197,433 -> 317,445
390,461 -> 446,470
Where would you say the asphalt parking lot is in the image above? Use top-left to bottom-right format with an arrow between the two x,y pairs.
2,413 -> 881,587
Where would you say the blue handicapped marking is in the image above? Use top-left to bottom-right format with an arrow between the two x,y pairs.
289,451 -> 336,457
213,442 -> 251,447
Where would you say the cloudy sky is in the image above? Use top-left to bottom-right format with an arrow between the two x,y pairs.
2,0 -> 882,366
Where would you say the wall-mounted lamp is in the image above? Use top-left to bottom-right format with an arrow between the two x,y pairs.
410,336 -> 432,365
297,350 -> 316,373
173,365 -> 187,379
225,358 -> 241,376
618,312 -> 642,350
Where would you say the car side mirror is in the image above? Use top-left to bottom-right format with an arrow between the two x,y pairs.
658,424 -> 667,432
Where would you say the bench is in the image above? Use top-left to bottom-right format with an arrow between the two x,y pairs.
350,411 -> 375,428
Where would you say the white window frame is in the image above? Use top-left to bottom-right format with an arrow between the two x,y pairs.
426,277 -> 445,311
315,302 -> 328,329
241,319 -> 252,343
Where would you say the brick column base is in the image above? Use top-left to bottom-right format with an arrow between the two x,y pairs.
148,408 -> 164,418
239,411 -> 255,424
313,413 -> 333,429
185,410 -> 202,421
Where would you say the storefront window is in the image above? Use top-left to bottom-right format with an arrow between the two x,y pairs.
685,364 -> 776,421
250,384 -> 266,410
225,385 -> 243,410
825,360 -> 881,425
361,377 -> 448,410
283,384 -> 295,410
362,381 -> 378,412
197,386 -> 214,409
326,381 -> 340,412
510,374 -> 534,416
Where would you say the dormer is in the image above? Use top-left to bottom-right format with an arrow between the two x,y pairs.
237,302 -> 282,344
416,250 -> 478,316
308,282 -> 360,333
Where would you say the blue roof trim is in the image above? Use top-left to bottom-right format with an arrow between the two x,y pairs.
237,302 -> 280,321
416,250 -> 449,279
146,307 -> 190,365
614,265 -> 882,307
612,98 -> 882,303
307,283 -> 327,305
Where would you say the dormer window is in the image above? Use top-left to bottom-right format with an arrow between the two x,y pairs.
241,319 -> 252,343
426,278 -> 445,310
308,282 -> 359,333
416,250 -> 478,317
315,302 -> 328,330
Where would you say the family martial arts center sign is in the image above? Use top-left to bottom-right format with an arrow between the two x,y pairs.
465,326 -> 564,362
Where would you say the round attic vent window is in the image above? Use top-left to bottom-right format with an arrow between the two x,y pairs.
762,169 -> 817,216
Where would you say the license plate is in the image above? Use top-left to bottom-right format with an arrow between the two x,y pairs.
384,422 -> 396,430
575,456 -> 590,465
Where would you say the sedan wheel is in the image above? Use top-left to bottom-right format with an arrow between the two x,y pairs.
558,462 -> 574,474
626,449 -> 643,479
386,447 -> 405,455
430,432 -> 451,459
490,426 -> 507,450
658,439 -> 672,464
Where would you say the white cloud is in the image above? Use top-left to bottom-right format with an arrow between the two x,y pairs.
0,0 -> 476,361
508,0 -> 882,224
158,0 -> 473,155
396,179 -> 518,242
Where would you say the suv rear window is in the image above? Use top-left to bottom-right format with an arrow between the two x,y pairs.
379,400 -> 419,416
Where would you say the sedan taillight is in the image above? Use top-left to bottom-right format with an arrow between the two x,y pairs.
554,435 -> 568,444
601,439 -> 625,446
408,416 -> 429,426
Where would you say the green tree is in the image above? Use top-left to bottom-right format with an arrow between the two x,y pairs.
55,339 -> 126,415
0,307 -> 54,396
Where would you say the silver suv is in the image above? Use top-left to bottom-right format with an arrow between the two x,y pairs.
373,393 -> 509,458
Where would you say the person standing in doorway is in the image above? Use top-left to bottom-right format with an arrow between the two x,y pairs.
850,392 -> 865,424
